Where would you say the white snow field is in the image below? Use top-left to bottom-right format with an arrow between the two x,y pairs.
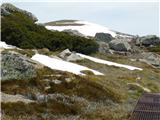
76,53 -> 143,71
31,54 -> 104,75
0,41 -> 16,49
45,21 -> 116,37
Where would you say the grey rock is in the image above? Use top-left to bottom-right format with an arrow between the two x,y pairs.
135,38 -> 141,46
97,41 -> 109,54
59,49 -> 71,58
1,51 -> 42,80
140,35 -> 160,47
58,49 -> 83,61
140,52 -> 160,68
114,31 -> 135,41
95,33 -> 113,43
1,3 -> 38,22
36,94 -> 48,102
66,53 -> 83,61
1,7 -> 10,16
109,39 -> 131,51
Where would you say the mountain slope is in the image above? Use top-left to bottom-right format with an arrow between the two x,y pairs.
1,3 -> 160,120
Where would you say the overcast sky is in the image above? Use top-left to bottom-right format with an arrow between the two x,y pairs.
1,0 -> 159,36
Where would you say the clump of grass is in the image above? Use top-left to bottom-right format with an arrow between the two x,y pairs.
146,82 -> 160,92
1,100 -> 80,117
80,70 -> 95,75
2,51 -> 160,120
8,49 -> 35,57
81,103 -> 131,120
148,45 -> 160,54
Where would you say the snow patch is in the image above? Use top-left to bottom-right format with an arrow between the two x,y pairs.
0,41 -> 16,49
76,53 -> 143,71
45,20 -> 116,37
31,54 -> 103,75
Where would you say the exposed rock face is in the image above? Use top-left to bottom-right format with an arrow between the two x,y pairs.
1,51 -> 43,80
58,49 -> 83,61
139,52 -> 160,68
95,33 -> 113,43
139,35 -> 160,47
59,49 -> 72,58
114,31 -> 135,42
1,7 -> 10,16
66,53 -> 84,61
109,39 -> 131,51
1,3 -> 38,22
97,41 -> 110,54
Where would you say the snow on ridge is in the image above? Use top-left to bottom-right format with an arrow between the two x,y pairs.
45,20 -> 116,37
0,41 -> 16,49
31,54 -> 104,76
76,53 -> 143,71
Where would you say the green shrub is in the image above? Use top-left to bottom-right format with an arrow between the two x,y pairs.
80,70 -> 95,75
1,11 -> 98,54
148,45 -> 160,54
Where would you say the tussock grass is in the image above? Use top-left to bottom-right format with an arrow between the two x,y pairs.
2,52 -> 160,120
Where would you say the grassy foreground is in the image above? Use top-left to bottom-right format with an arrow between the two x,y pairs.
1,51 -> 160,120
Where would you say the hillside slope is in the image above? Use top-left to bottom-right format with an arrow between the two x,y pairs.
1,4 -> 98,55
1,3 -> 160,120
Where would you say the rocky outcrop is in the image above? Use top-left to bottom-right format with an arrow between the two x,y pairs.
1,7 -> 10,16
97,41 -> 110,54
1,3 -> 38,22
139,35 -> 160,47
95,33 -> 113,43
139,52 -> 160,68
109,39 -> 131,52
114,31 -> 135,42
1,51 -> 43,80
58,49 -> 72,58
58,49 -> 83,61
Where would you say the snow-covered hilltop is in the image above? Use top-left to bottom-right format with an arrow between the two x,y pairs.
45,20 -> 116,37
45,20 -> 135,39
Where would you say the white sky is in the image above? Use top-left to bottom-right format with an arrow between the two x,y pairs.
1,0 -> 159,36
